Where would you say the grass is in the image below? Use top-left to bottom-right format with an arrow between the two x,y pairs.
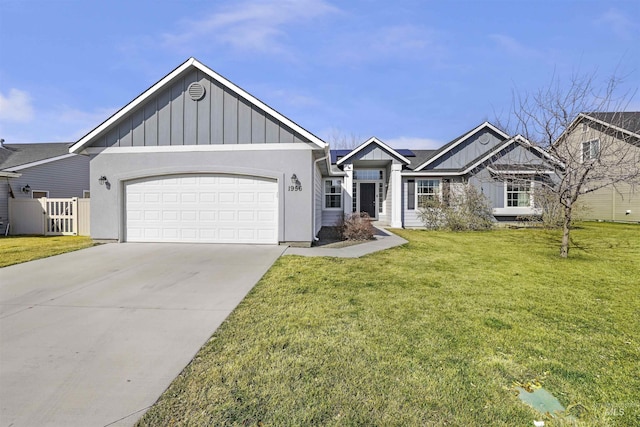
0,235 -> 94,267
137,222 -> 640,426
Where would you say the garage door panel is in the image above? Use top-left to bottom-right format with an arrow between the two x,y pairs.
125,174 -> 278,244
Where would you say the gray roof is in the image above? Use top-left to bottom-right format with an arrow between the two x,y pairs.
406,150 -> 437,170
585,112 -> 640,134
0,143 -> 73,170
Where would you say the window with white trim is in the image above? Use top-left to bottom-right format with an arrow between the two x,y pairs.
324,179 -> 342,209
506,180 -> 532,207
416,179 -> 440,208
354,170 -> 383,180
582,139 -> 600,162
32,190 -> 49,199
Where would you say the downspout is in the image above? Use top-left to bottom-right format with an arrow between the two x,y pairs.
313,154 -> 329,241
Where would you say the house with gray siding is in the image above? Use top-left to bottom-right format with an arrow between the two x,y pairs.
70,58 -> 557,245
0,142 -> 90,235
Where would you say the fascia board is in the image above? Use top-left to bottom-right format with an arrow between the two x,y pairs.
71,58 -> 327,154
5,154 -> 76,171
580,113 -> 640,139
337,137 -> 411,165
414,122 -> 510,171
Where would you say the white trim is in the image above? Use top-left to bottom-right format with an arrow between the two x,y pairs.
493,207 -> 541,216
337,136 -> 411,165
83,143 -> 315,155
415,178 -> 442,209
402,171 -> 462,177
70,57 -> 327,154
486,166 -> 555,175
352,168 -> 386,217
0,171 -> 21,178
323,178 -> 343,210
355,181 -> 378,219
390,163 -> 403,227
5,154 -> 76,172
503,179 -> 534,209
31,190 -> 49,199
581,139 -> 600,163
578,113 -> 640,139
414,122 -> 510,171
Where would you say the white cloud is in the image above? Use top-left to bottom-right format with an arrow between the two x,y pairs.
596,8 -> 636,40
0,88 -> 34,122
0,103 -> 116,143
384,136 -> 442,149
52,106 -> 118,140
329,24 -> 446,65
488,34 -> 541,59
162,0 -> 340,55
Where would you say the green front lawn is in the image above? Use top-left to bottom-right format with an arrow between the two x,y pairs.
0,235 -> 94,268
138,223 -> 640,426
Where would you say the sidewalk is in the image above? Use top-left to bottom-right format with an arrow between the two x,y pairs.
283,227 -> 407,258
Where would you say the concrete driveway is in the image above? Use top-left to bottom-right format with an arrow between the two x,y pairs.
0,243 -> 285,427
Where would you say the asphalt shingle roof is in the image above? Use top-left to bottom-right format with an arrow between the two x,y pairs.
0,143 -> 72,170
586,112 -> 640,134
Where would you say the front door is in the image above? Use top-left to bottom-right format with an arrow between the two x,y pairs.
359,183 -> 376,218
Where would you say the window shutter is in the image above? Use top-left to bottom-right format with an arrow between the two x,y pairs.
408,180 -> 415,210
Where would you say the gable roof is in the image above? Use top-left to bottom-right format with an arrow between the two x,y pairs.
413,122 -> 510,171
403,135 -> 560,176
579,111 -> 640,138
70,57 -> 327,154
336,136 -> 411,165
0,143 -> 74,171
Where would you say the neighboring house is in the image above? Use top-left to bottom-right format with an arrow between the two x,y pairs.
0,142 -> 90,235
557,112 -> 640,223
70,58 -> 558,246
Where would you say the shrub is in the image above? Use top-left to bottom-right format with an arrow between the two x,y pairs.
518,186 -> 591,229
417,184 -> 494,231
338,212 -> 376,240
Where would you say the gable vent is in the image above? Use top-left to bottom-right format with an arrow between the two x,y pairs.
187,82 -> 206,101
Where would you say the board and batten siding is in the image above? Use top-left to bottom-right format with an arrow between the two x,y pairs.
425,130 -> 505,170
89,69 -> 312,148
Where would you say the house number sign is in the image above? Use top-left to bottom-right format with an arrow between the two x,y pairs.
288,174 -> 302,191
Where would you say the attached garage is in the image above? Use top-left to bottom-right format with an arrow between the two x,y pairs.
125,174 -> 278,244
71,58 -> 328,245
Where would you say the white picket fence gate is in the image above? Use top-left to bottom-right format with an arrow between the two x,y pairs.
8,198 -> 90,236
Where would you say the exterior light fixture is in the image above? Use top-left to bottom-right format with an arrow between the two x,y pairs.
98,176 -> 108,185
21,184 -> 31,193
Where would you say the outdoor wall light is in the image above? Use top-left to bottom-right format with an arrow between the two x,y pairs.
98,176 -> 108,185
21,184 -> 31,193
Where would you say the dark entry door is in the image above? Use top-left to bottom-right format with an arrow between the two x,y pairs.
359,183 -> 376,218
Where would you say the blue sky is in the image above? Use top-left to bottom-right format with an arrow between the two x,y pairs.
0,0 -> 638,147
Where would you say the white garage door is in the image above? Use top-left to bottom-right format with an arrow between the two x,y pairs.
125,174 -> 278,244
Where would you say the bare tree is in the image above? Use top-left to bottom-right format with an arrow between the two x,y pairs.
324,128 -> 363,149
499,72 -> 640,257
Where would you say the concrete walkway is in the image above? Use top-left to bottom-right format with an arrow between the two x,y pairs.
284,227 -> 407,258
0,243 -> 285,427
